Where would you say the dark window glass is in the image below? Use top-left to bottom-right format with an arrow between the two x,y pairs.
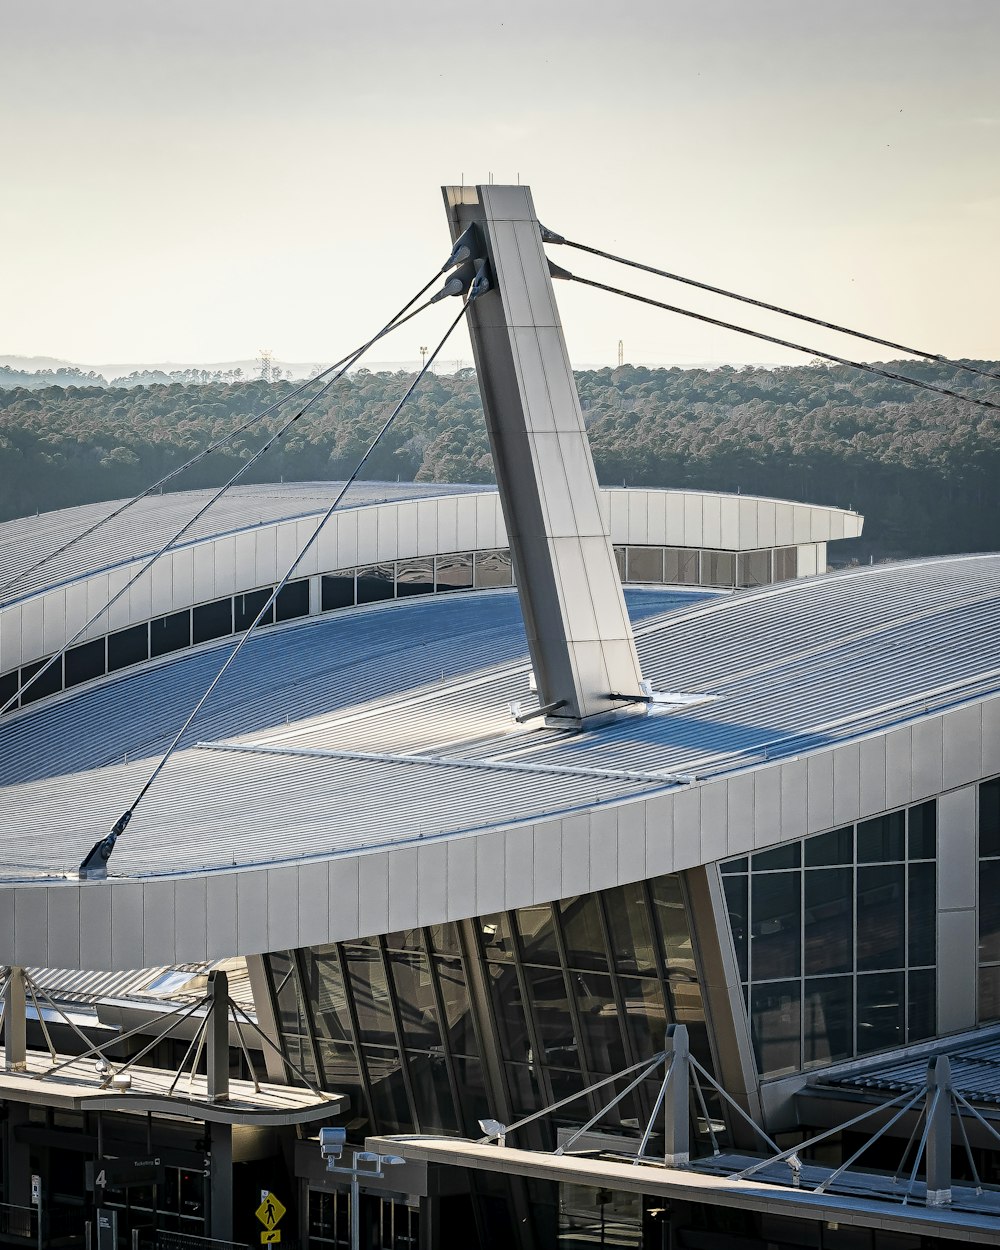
321,572 -> 356,610
396,558 -> 434,597
364,1043 -> 412,1135
804,868 -> 853,976
569,971 -> 627,1075
0,671 -> 18,711
737,550 -> 771,588
344,947 -> 396,1046
907,862 -> 936,967
108,623 -> 148,672
721,857 -> 748,875
434,956 -> 476,1056
150,609 -> 191,657
435,553 -> 473,592
982,780 -> 1000,858
386,950 -> 442,1051
276,578 -> 309,621
908,969 -> 936,1041
857,812 -> 905,862
234,588 -> 273,630
979,859 -> 1000,965
722,874 -> 749,983
523,965 -> 580,1070
613,546 -> 626,580
620,976 -> 667,1058
626,546 -> 663,583
803,976 -> 853,1067
192,598 -> 232,643
750,981 -> 800,1076
857,971 -> 904,1054
405,1050 -> 458,1133
356,564 -> 394,603
773,547 -> 798,582
908,801 -> 937,859
979,965 -> 1000,1023
804,827 -> 853,867
474,548 -> 513,588
479,913 -> 516,961
857,864 -> 905,971
701,551 -> 736,588
649,875 -> 697,977
20,657 -> 62,703
750,872 -> 801,981
559,895 -> 608,972
751,843 -> 801,872
65,639 -> 105,687
517,903 -> 561,967
603,883 -> 657,975
663,548 -> 699,585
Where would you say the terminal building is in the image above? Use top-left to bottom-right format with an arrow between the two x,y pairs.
0,184 -> 998,1250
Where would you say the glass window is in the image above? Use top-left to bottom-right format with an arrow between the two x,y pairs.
804,827 -> 853,867
663,548 -> 699,585
435,553 -> 473,592
722,874 -> 749,983
603,883 -> 657,975
751,843 -> 801,872
626,546 -> 663,583
192,598 -> 233,644
908,801 -> 937,859
982,779 -> 1000,858
276,578 -> 309,621
908,969 -> 936,1042
803,868 -> 853,976
750,981 -> 800,1076
773,547 -> 798,582
234,588 -> 274,630
856,864 -> 905,971
701,551 -> 736,588
108,623 -> 148,672
474,548 -> 513,588
750,872 -> 801,981
517,904 -> 561,967
803,976 -> 853,1067
737,550 -> 771,588
322,571 -> 356,610
649,875 -> 697,977
857,972 -> 904,1054
356,564 -> 394,603
65,639 -> 105,687
150,609 -> 191,657
559,895 -> 608,972
907,862 -> 936,967
19,657 -> 61,703
396,558 -> 434,596
857,812 -> 905,863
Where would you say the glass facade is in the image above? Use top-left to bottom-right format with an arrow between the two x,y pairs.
2,540 -> 803,710
721,802 -> 937,1076
978,777 -> 1000,1021
263,875 -> 715,1152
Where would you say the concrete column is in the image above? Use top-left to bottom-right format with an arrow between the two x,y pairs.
206,970 -> 229,1103
4,967 -> 26,1071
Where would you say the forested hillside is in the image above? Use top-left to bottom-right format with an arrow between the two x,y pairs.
1,361 -> 997,560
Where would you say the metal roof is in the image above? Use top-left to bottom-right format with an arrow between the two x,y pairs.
0,554 -> 998,882
0,480 -> 485,605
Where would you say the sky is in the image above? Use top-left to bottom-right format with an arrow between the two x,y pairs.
2,0 -> 998,370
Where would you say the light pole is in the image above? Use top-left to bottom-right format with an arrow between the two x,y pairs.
319,1129 -> 405,1250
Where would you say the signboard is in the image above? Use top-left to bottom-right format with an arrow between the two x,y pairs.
256,1191 -> 286,1235
86,1156 -> 165,1191
96,1208 -> 117,1250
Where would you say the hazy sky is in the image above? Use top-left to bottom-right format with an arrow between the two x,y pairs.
2,0 -> 998,369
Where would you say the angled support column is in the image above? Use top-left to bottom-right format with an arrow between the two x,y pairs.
443,184 -> 644,726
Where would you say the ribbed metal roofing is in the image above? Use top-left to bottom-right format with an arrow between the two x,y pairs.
0,480 -> 485,605
0,554 -> 998,883
821,1029 -> 1000,1107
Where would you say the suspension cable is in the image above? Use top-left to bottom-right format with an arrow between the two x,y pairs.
79,295 -> 473,878
561,271 -> 1000,414
2,291 -> 437,717
547,232 -> 1000,385
0,274 -> 444,602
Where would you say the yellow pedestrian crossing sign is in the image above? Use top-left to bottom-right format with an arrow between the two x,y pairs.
256,1191 -> 286,1229
260,1234 -> 281,1245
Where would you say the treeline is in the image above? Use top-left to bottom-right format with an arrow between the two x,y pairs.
1,361 -> 998,559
